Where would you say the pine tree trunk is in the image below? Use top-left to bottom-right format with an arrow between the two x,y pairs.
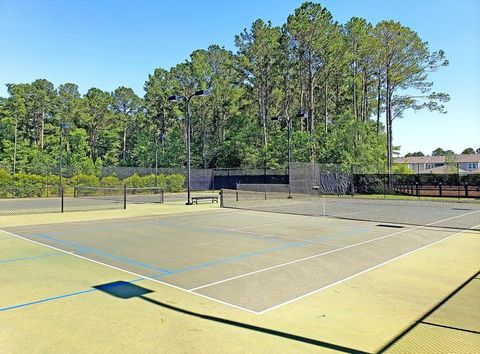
123,128 -> 127,163
376,73 -> 381,134
324,81 -> 328,134
40,111 -> 45,150
353,63 -> 358,120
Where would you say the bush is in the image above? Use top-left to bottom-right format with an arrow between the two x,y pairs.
166,174 -> 185,192
142,174 -> 157,187
14,173 -> 46,197
0,168 -> 12,188
70,174 -> 100,187
101,176 -> 121,187
123,173 -> 145,188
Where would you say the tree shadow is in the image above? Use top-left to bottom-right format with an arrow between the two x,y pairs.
93,281 -> 368,353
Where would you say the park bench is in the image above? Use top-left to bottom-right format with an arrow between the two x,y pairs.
191,196 -> 219,204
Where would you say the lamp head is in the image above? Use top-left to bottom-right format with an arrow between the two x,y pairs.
194,90 -> 209,97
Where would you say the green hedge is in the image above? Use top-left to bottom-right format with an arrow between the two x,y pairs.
0,171 -> 186,197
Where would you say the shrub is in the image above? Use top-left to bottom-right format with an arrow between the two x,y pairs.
123,173 -> 145,188
166,174 -> 185,192
142,174 -> 157,187
14,173 -> 46,197
101,176 -> 121,187
70,174 -> 100,187
0,168 -> 12,188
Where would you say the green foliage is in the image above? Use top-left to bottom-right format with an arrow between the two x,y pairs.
70,174 -> 100,187
405,151 -> 424,157
123,173 -> 145,188
461,148 -> 475,154
101,175 -> 121,187
0,168 -> 12,188
0,2 -> 450,174
13,173 -> 46,197
392,164 -> 413,174
166,174 -> 185,192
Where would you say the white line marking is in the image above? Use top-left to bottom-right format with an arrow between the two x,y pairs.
173,220 -> 344,247
0,229 -> 260,315
233,219 -> 298,230
189,210 -> 480,291
258,223 -> 480,314
329,208 -> 385,217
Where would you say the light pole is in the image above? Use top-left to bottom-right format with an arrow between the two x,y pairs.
168,90 -> 209,205
59,122 -> 71,188
271,110 -> 307,199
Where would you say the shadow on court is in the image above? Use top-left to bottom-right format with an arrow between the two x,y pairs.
94,281 -> 368,354
376,270 -> 480,353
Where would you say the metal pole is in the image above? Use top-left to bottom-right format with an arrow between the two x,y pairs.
155,138 -> 158,189
287,119 -> 292,199
186,97 -> 192,205
13,117 -> 18,177
59,126 -> 63,189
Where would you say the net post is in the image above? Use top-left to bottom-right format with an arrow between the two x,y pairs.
123,184 -> 127,209
236,190 -> 238,202
219,190 -> 224,208
73,186 -> 76,198
161,189 -> 164,203
60,185 -> 64,213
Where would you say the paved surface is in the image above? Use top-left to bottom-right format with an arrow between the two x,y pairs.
1,204 -> 479,352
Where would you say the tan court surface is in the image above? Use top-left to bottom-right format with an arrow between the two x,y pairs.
0,203 -> 479,353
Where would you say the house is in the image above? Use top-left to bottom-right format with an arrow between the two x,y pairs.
394,154 -> 480,174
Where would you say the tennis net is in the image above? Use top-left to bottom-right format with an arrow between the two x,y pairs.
74,186 -> 164,205
220,189 -> 480,230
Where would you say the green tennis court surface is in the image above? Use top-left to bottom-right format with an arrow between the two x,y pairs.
3,206 -> 478,313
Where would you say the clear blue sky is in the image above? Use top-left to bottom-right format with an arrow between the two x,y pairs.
1,0 -> 479,156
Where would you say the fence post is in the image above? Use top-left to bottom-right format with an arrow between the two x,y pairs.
60,185 -> 64,213
123,184 -> 127,209
464,183 -> 468,198
415,182 -> 419,198
161,190 -> 164,204
219,190 -> 224,208
439,182 -> 442,197
350,166 -> 355,197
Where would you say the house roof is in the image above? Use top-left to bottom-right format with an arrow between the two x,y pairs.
394,154 -> 480,164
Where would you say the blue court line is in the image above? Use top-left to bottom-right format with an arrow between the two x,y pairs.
35,234 -> 171,274
0,242 -> 307,312
0,277 -> 144,312
0,253 -> 64,264
151,241 -> 306,278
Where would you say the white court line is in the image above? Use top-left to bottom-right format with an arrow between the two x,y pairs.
189,210 -> 480,292
327,208 -> 385,217
173,220 -> 345,247
258,222 -> 480,314
233,219 -> 299,230
0,228 -> 260,315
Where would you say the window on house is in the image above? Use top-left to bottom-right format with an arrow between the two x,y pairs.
468,163 -> 477,170
426,164 -> 435,169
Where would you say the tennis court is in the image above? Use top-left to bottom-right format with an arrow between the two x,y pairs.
1,194 -> 479,352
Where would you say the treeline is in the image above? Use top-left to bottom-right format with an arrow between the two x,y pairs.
0,2 -> 449,176
405,148 -> 480,157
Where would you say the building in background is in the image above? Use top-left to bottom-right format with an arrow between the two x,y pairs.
394,154 -> 480,174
